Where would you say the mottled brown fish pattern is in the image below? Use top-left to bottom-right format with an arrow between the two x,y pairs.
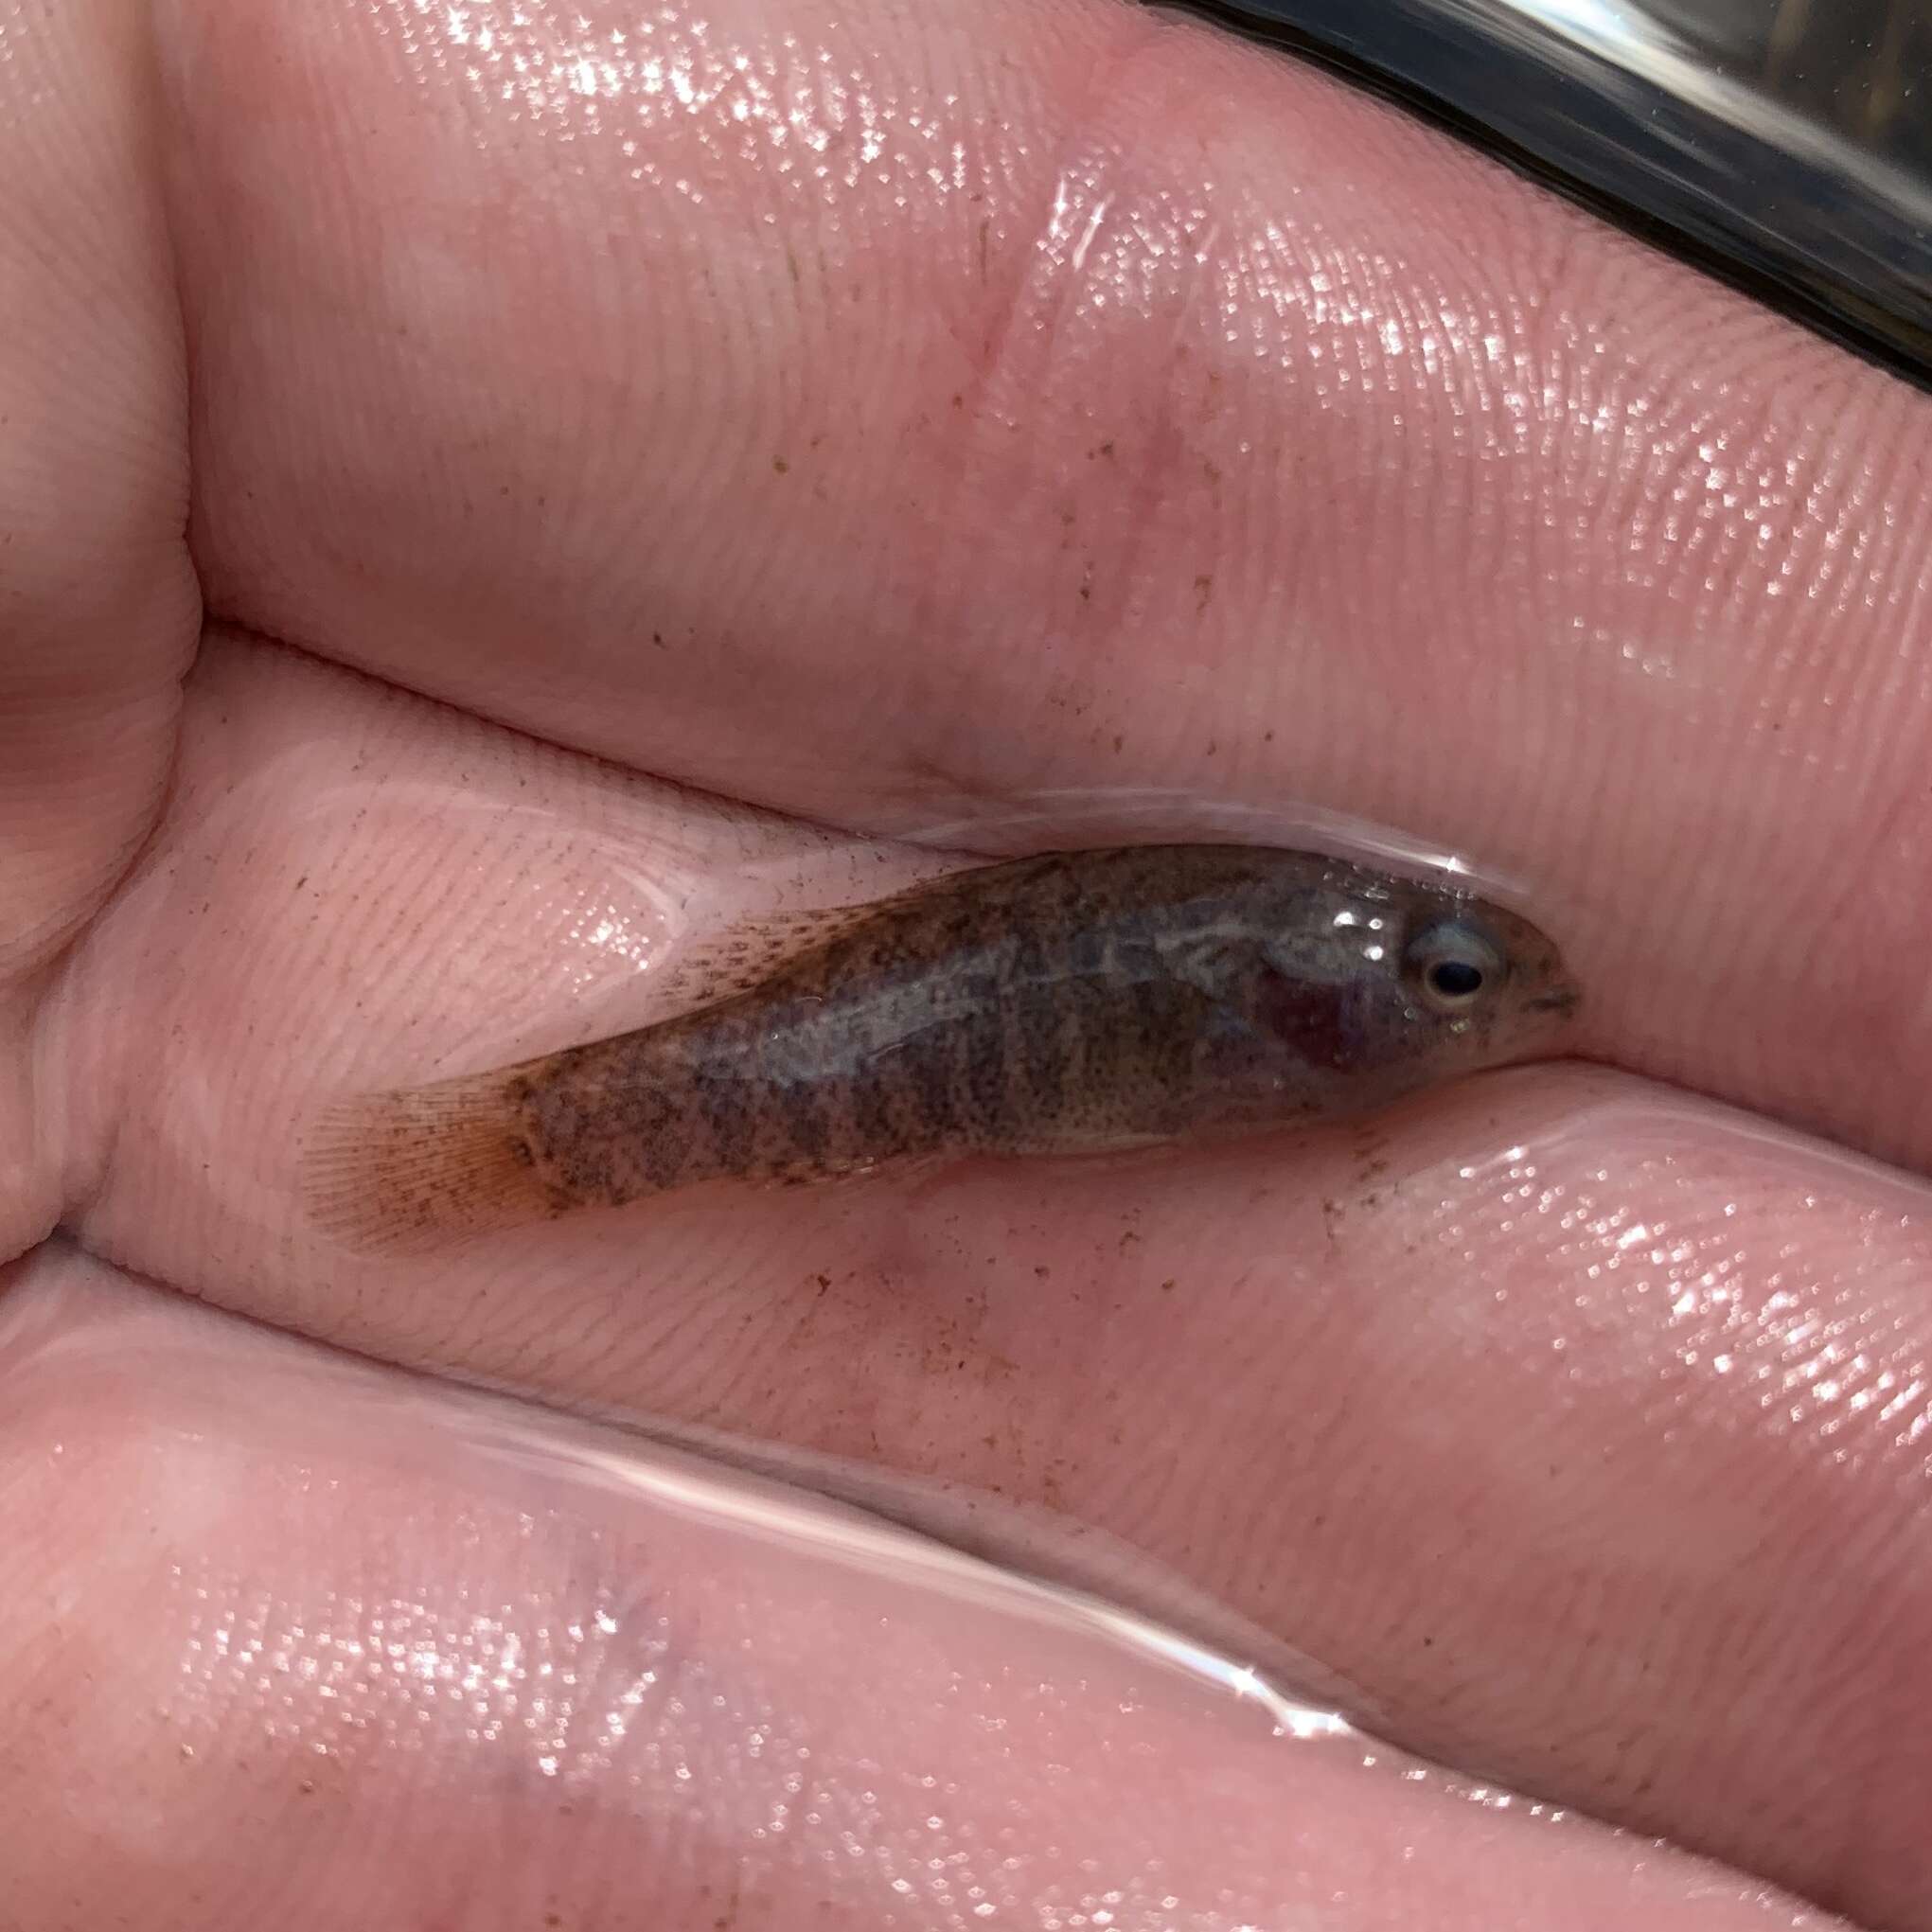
302,844 -> 1581,1250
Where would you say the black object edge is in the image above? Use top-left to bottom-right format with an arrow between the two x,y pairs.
1173,0 -> 1932,393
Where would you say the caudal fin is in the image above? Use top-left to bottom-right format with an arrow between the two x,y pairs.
300,1072 -> 561,1255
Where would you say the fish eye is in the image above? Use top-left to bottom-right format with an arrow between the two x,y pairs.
1405,920 -> 1505,1015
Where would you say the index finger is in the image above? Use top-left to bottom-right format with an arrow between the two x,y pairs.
169,0 -> 1932,1167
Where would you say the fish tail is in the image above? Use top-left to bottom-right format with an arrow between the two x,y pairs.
300,1072 -> 561,1254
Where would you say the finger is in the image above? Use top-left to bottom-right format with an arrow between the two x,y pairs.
0,1243 -> 1852,1932
52,636 -> 1932,1928
164,0 -> 1932,1166
0,0 -> 199,1250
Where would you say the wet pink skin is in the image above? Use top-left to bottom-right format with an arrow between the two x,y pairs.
5,0 -> 1932,1927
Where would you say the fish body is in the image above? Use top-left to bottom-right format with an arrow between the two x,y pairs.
304,845 -> 1580,1250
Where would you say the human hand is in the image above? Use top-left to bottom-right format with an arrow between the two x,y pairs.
5,2 -> 1929,1926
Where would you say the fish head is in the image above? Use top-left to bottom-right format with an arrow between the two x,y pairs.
1231,864 -> 1583,1092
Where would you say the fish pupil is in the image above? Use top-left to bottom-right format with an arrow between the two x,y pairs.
1428,960 -> 1484,999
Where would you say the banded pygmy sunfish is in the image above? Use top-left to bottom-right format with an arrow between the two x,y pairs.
302,844 -> 1581,1250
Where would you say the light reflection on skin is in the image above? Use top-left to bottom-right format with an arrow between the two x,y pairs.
175,1563 -> 672,1777
417,1 -> 951,201
1424,1090 -> 1932,1464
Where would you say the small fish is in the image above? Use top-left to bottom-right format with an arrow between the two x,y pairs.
302,844 -> 1580,1251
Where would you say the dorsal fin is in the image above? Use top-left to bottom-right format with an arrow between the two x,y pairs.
645,865 -> 981,1018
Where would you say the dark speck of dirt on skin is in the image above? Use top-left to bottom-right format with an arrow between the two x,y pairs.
772,456 -> 789,473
